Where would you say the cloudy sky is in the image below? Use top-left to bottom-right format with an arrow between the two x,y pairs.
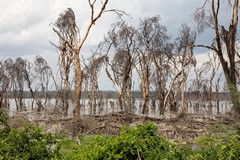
0,0 -> 231,89
0,0 -> 211,56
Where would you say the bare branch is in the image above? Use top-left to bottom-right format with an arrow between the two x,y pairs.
193,44 -> 218,52
80,0 -> 109,50
104,9 -> 130,18
196,0 -> 208,12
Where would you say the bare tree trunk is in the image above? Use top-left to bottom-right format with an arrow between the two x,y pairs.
141,68 -> 149,115
181,69 -> 186,113
73,56 -> 82,118
52,1 -> 115,118
195,0 -> 240,113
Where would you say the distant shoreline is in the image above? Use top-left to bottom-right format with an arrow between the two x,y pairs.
4,91 -> 232,100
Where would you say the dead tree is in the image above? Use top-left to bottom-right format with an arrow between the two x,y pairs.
14,58 -> 27,111
52,1 -> 120,119
150,24 -> 173,116
84,54 -> 108,115
23,60 -> 43,112
104,21 -> 135,113
34,56 -> 56,111
3,58 -> 26,112
134,16 -> 165,115
175,24 -> 196,113
207,52 -> 220,115
51,8 -> 80,117
194,0 -> 240,113
189,62 -> 211,114
0,59 -> 10,110
215,73 -> 223,114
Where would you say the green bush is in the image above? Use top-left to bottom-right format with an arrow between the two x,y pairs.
0,124 -> 58,160
185,134 -> 240,160
0,109 -> 58,160
0,108 -> 9,129
64,122 -> 182,160
1,110 -> 239,160
60,122 -> 240,160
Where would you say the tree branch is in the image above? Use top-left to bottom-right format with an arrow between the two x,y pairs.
79,0 -> 109,50
193,44 -> 218,52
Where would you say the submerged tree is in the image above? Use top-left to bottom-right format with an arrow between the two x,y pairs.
134,16 -> 168,115
194,0 -> 240,113
104,21 -> 135,113
150,22 -> 173,116
34,56 -> 56,110
51,8 -> 78,116
51,1 -> 114,118
84,54 -> 108,115
0,60 -> 10,110
175,24 -> 196,113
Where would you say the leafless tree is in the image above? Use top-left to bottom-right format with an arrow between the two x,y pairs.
215,73 -> 223,114
160,25 -> 196,116
194,0 -> 240,113
52,1 -> 121,118
150,24 -> 173,116
34,56 -> 56,111
175,24 -> 196,113
14,57 -> 27,111
3,58 -> 27,112
84,54 -> 108,115
134,16 -> 165,115
0,59 -> 10,109
189,62 -> 211,114
24,60 -> 43,112
104,21 -> 135,113
51,8 -> 79,117
207,52 -> 220,114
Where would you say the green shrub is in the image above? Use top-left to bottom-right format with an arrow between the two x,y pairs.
55,138 -> 77,159
1,109 -> 238,160
0,109 -> 58,160
0,108 -> 9,129
217,135 -> 240,160
65,122 -> 182,160
185,134 -> 240,160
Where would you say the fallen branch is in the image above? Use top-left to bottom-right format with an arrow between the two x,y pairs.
84,121 -> 108,135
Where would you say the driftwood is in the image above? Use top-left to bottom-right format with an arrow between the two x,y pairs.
16,111 -> 238,140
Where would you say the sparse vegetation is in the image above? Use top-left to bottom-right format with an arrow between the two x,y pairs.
1,110 -> 240,159
55,122 -> 240,159
0,109 -> 58,159
0,0 -> 239,159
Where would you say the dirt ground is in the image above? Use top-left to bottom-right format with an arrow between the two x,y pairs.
9,111 -> 239,142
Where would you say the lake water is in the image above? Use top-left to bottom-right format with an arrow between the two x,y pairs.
7,98 -> 232,119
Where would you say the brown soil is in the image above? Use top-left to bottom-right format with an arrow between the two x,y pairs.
9,111 -> 239,141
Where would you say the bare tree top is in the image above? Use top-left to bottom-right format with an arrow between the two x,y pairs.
55,8 -> 76,32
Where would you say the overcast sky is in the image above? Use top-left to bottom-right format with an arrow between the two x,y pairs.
0,0 -> 231,90
0,0 -> 210,57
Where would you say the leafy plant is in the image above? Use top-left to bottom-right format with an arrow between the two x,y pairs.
0,108 -> 9,129
0,110 -> 58,160
64,122 -> 182,159
186,134 -> 240,160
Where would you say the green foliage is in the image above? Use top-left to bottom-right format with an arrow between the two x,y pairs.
0,111 -> 58,160
0,108 -> 9,128
59,122 -> 240,160
55,138 -> 77,159
233,121 -> 240,135
64,122 -> 182,160
185,134 -> 240,160
217,135 -> 240,160
0,111 -> 239,160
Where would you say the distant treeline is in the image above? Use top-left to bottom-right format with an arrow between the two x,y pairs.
5,90 -> 232,100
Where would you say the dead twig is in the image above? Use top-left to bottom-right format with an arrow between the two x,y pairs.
84,121 -> 108,135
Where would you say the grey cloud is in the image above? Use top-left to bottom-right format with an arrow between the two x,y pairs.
0,0 -> 232,58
